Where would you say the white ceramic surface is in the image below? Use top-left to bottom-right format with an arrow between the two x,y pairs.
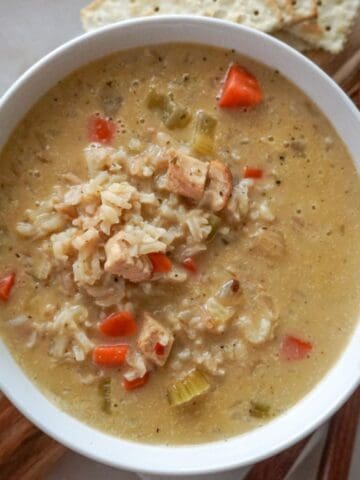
0,13 -> 359,478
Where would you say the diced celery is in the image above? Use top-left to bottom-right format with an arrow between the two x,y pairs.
249,401 -> 271,419
146,89 -> 191,129
99,82 -> 123,117
196,111 -> 217,136
98,378 -> 112,414
192,111 -> 217,155
167,369 -> 210,406
164,106 -> 191,129
146,89 -> 169,110
208,214 -> 221,241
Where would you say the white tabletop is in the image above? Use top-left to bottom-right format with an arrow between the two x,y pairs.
0,1 -> 359,478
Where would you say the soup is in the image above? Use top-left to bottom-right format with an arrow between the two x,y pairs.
0,44 -> 359,445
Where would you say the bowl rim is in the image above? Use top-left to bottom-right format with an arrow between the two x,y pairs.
0,15 -> 360,476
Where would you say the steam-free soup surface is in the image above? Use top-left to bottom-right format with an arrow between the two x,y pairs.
0,44 -> 359,444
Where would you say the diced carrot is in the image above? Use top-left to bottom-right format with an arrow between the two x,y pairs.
243,166 -> 263,179
219,65 -> 262,108
281,335 -> 313,361
154,342 -> 165,356
0,272 -> 16,302
99,311 -> 137,337
88,115 -> 116,144
182,257 -> 197,273
92,344 -> 129,367
123,372 -> 150,391
148,252 -> 172,273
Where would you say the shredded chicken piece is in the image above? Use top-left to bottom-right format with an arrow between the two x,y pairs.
165,149 -> 209,200
104,232 -> 153,282
201,160 -> 233,211
137,313 -> 174,367
124,351 -> 148,381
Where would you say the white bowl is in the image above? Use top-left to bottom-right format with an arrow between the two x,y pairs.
0,16 -> 359,477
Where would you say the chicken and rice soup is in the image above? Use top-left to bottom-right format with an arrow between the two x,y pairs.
0,44 -> 359,444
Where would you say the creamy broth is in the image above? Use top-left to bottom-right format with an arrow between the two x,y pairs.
0,44 -> 359,445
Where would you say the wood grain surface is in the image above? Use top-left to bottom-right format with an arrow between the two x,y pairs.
316,388 -> 360,480
0,395 -> 37,464
0,395 -> 65,480
243,435 -> 312,480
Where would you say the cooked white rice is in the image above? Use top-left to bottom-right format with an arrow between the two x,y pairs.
15,133 -> 276,372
